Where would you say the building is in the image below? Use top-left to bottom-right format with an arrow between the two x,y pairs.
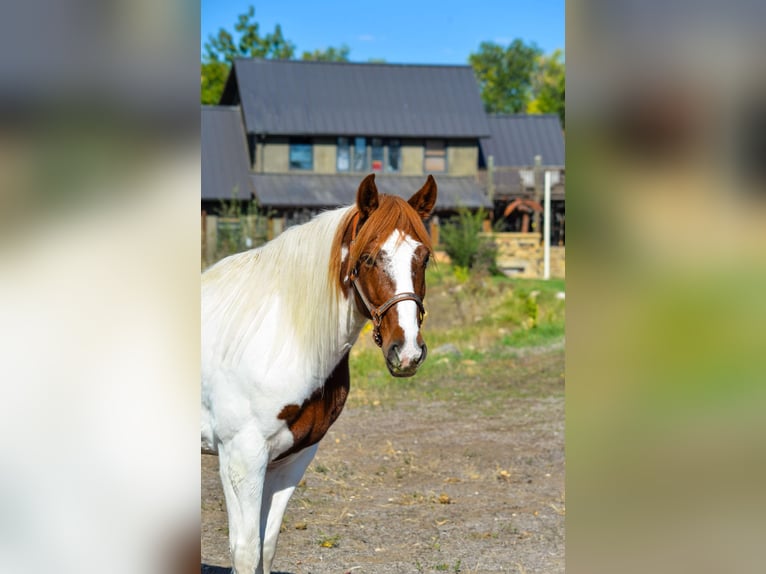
480,114 -> 565,244
201,59 -> 566,274
203,58 -> 493,229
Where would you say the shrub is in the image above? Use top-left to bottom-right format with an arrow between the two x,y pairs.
439,207 -> 498,273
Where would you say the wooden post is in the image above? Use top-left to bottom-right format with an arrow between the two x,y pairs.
487,155 -> 495,204
533,155 -> 542,234
205,215 -> 218,265
543,171 -> 551,280
201,211 -> 207,266
429,217 -> 440,247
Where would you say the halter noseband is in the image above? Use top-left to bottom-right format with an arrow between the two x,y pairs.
347,212 -> 427,348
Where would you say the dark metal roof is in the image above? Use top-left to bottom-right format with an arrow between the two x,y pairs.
481,114 -> 565,167
225,59 -> 491,138
251,174 -> 491,210
201,106 -> 253,201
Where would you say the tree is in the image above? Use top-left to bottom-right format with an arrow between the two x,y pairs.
201,6 -> 296,104
528,49 -> 565,127
201,6 -> 354,104
201,60 -> 230,106
469,39 -> 542,114
301,44 -> 350,62
203,6 -> 296,62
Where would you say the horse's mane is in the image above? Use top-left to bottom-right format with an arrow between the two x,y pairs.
202,206 -> 352,380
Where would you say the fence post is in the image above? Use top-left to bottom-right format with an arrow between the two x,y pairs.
487,155 -> 495,204
543,171 -> 551,280
533,155 -> 542,234
201,211 -> 207,264
205,215 -> 218,265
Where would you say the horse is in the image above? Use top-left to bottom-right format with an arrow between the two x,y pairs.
201,173 -> 438,573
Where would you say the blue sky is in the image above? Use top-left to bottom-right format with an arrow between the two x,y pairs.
201,1 -> 565,65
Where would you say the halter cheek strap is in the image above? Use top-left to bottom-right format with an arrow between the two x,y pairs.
349,267 -> 426,348
346,212 -> 426,348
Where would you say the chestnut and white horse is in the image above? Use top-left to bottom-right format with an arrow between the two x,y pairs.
202,174 -> 437,573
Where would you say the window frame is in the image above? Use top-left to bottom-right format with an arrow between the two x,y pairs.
386,138 -> 401,173
424,139 -> 447,173
371,137 -> 384,172
353,137 -> 369,172
336,137 -> 350,172
289,139 -> 313,171
335,137 -> 404,174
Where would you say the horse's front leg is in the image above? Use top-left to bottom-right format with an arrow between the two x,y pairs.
218,429 -> 269,574
259,444 -> 319,574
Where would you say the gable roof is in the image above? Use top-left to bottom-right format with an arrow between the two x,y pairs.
222,59 -> 491,138
481,114 -> 564,167
201,105 -> 253,201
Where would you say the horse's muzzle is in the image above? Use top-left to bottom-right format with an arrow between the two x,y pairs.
385,342 -> 428,377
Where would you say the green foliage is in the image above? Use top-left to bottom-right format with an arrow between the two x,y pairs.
301,44 -> 350,62
201,5 -> 352,103
201,6 -> 296,104
469,39 -> 542,114
201,60 -> 230,105
469,39 -> 565,127
527,49 -> 566,127
203,6 -> 296,63
208,192 -> 270,266
439,207 -> 498,272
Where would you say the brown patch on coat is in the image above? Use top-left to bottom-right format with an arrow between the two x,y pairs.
275,351 -> 351,461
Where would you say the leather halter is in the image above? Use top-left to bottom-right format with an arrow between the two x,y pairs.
347,212 -> 427,348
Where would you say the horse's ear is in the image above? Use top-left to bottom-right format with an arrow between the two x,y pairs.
356,173 -> 379,220
408,175 -> 438,219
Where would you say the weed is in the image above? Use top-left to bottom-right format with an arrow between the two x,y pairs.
316,533 -> 340,548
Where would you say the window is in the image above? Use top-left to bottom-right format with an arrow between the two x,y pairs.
387,139 -> 401,172
337,137 -> 350,172
353,137 -> 368,171
289,140 -> 313,170
424,139 -> 446,172
371,138 -> 384,172
336,137 -> 401,173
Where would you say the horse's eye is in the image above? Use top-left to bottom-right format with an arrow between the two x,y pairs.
423,253 -> 430,268
361,254 -> 374,267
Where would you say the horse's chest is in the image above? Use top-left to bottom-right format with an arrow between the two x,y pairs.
274,352 -> 350,461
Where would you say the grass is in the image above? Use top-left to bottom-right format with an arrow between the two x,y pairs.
348,267 -> 565,408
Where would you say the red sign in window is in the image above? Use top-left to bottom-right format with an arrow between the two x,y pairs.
372,160 -> 383,171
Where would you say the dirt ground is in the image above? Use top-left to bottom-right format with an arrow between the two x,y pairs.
201,346 -> 564,574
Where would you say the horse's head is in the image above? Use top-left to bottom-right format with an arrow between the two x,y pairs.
348,174 -> 437,377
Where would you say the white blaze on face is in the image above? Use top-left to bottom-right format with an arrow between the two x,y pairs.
381,231 -> 422,364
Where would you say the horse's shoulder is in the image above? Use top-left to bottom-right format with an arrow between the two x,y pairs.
273,352 -> 351,461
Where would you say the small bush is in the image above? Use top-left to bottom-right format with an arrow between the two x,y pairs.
439,207 -> 498,273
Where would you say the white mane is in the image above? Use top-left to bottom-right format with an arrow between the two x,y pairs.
202,206 -> 354,380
